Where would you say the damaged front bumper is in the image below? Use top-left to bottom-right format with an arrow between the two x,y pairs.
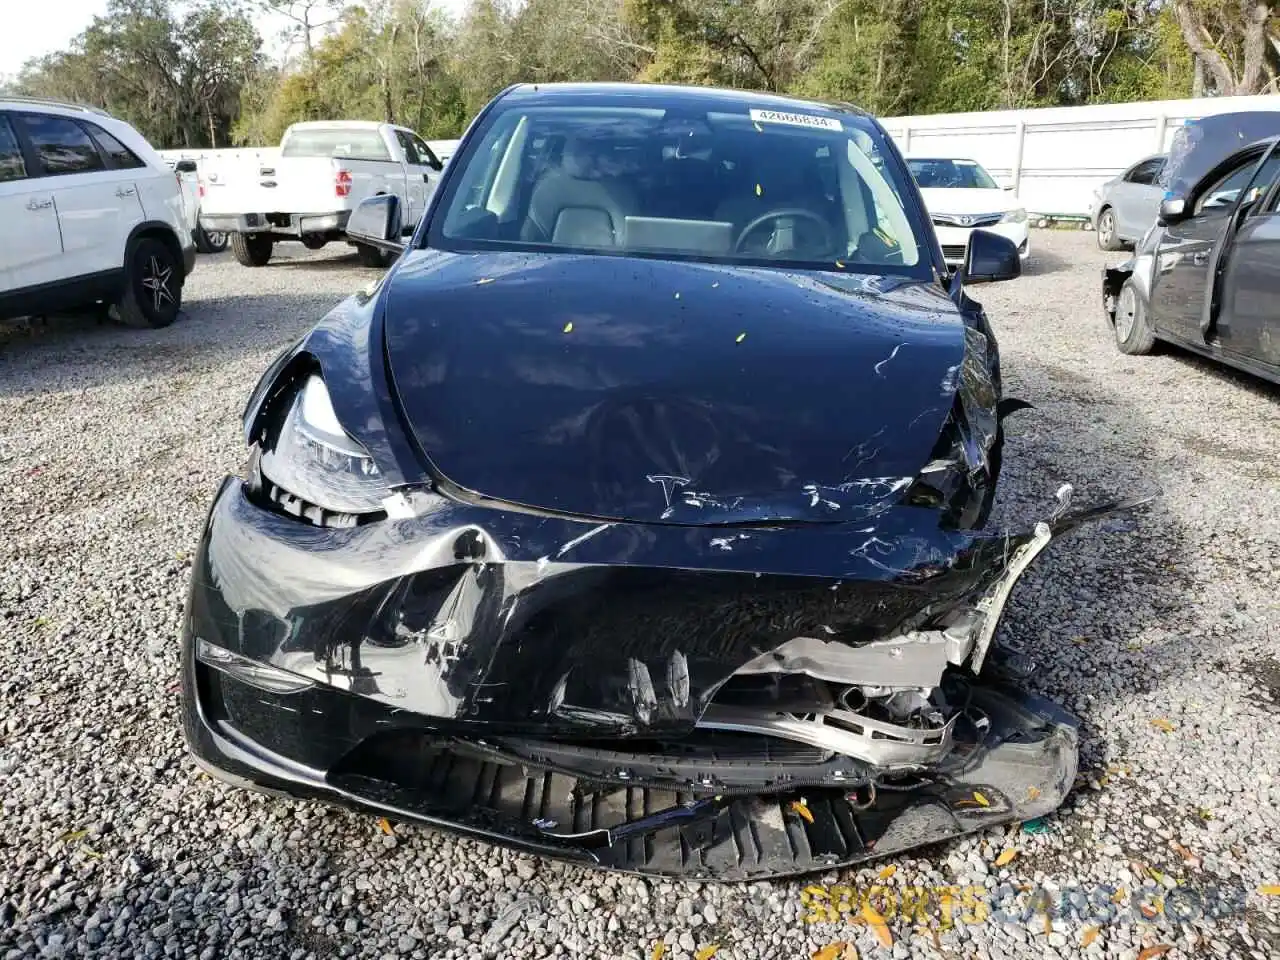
182,477 -> 1137,878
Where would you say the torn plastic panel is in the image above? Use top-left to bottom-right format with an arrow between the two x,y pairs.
197,471 -> 1141,731
184,224 -> 1143,879
184,638 -> 1080,880
185,453 -> 1148,883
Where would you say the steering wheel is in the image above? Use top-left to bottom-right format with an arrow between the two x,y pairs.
734,208 -> 834,256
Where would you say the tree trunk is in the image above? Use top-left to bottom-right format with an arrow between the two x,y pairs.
302,9 -> 314,62
1173,1 -> 1236,94
1192,53 -> 1204,97
1173,0 -> 1273,96
1239,1 -> 1271,94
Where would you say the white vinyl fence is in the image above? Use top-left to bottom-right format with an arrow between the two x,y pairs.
882,94 -> 1280,219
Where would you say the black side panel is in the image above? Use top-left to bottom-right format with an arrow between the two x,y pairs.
0,269 -> 123,322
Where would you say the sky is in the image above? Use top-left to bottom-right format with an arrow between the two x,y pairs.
0,0 -> 469,80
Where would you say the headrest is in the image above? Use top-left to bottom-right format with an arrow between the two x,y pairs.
562,135 -> 607,179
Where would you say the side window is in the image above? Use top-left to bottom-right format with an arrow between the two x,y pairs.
1128,158 -> 1162,186
411,134 -> 441,170
0,115 -> 27,182
1266,158 -> 1280,213
395,130 -> 421,165
1194,153 -> 1263,215
1241,152 -> 1280,212
86,124 -> 145,169
16,114 -> 105,176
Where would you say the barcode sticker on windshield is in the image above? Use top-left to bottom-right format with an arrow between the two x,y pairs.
749,109 -> 842,132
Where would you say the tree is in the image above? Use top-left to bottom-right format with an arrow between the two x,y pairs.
16,0 -> 262,148
258,0 -> 345,62
13,0 -> 1265,154
1171,0 -> 1278,95
626,0 -> 838,91
234,1 -> 466,143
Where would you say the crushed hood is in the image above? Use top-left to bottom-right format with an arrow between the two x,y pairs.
383,250 -> 967,524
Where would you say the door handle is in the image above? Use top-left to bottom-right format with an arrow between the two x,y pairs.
115,186 -> 136,198
1192,250 -> 1210,266
26,198 -> 53,210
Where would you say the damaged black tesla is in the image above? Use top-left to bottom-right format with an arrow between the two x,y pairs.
181,82 -> 1141,880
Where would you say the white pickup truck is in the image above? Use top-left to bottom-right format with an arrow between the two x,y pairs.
197,120 -> 444,267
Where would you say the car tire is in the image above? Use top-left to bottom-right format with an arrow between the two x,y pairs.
1113,279 -> 1156,355
355,242 -> 392,268
112,235 -> 183,329
194,224 -> 228,254
301,235 -> 328,251
1096,208 -> 1123,251
232,233 -> 274,267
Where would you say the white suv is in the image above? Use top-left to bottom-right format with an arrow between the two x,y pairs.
0,97 -> 195,328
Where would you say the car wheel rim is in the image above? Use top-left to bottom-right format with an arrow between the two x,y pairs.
141,254 -> 175,315
1116,285 -> 1136,341
1099,214 -> 1113,245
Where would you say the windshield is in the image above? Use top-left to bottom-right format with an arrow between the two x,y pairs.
907,158 -> 998,190
281,127 -> 391,161
430,103 -> 925,273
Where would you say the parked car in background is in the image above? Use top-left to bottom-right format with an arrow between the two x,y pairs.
166,157 -> 228,253
197,120 -> 444,268
0,96 -> 195,328
1089,153 -> 1166,251
906,156 -> 1029,265
1103,131 -> 1280,384
168,157 -> 200,232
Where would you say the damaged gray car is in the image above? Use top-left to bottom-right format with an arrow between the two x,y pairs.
1103,111 -> 1280,384
181,82 -> 1142,879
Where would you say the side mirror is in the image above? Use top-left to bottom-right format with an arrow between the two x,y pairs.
1158,194 -> 1187,224
174,159 -> 198,174
347,195 -> 405,253
958,229 -> 1020,284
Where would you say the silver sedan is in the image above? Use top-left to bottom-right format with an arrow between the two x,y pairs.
1089,153 -> 1167,251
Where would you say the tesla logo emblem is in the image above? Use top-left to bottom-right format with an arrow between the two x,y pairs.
646,474 -> 689,506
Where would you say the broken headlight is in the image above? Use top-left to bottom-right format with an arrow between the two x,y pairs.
258,374 -> 388,521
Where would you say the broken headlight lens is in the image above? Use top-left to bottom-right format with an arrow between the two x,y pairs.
259,374 -> 387,516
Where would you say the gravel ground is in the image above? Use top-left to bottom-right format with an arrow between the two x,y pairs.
2,231 -> 1279,960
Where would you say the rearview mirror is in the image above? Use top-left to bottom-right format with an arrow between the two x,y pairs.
1158,194 -> 1188,224
174,159 -> 197,174
958,229 -> 1020,284
348,195 -> 405,253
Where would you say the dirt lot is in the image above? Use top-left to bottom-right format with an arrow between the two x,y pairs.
1,231 -> 1279,959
